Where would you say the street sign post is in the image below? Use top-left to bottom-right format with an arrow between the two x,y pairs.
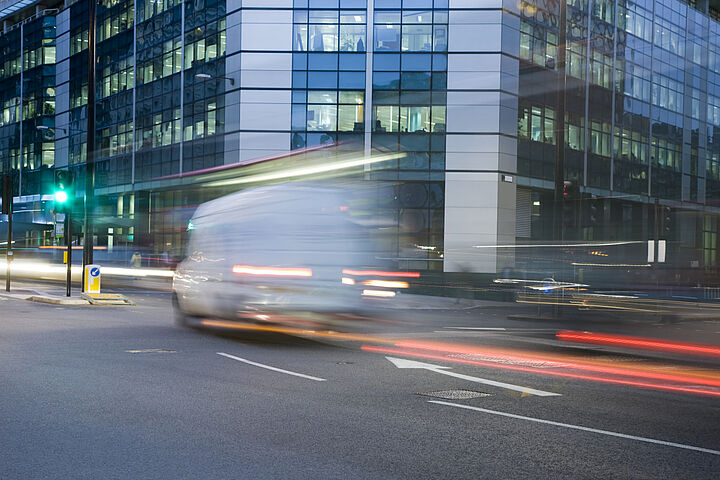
55,213 -> 65,238
84,264 -> 101,294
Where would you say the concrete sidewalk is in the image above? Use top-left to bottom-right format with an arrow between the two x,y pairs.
0,279 -> 512,311
0,282 -> 89,305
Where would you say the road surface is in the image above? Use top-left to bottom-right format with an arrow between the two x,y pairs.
1,289 -> 719,479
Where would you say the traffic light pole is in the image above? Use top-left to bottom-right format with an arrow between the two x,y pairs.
553,0 -> 567,243
654,198 -> 659,247
5,196 -> 11,292
65,212 -> 72,297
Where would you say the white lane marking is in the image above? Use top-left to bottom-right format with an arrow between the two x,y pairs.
217,352 -> 327,382
432,331 -> 510,335
441,327 -> 558,332
386,356 -> 560,397
445,327 -> 507,331
429,400 -> 720,456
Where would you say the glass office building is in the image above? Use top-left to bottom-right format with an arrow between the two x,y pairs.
0,0 -> 718,281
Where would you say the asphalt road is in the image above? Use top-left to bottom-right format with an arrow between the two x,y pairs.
1,290 -> 720,479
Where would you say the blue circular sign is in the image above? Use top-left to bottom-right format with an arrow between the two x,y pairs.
90,267 -> 100,277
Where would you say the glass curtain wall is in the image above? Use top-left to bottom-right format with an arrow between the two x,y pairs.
292,0 -> 368,149
370,0 -> 448,271
21,14 -> 56,196
182,0 -> 227,172
0,27 -> 22,187
516,0 -> 720,275
95,0 -> 134,187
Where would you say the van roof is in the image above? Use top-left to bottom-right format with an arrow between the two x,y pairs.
192,182 -> 349,221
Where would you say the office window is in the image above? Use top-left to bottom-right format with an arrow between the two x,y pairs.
652,137 -> 682,171
375,9 -> 446,52
295,9 -> 366,52
373,104 -> 444,133
184,18 -> 226,69
138,0 -> 181,23
304,90 -> 364,132
518,103 -> 555,144
703,216 -> 718,267
590,121 -> 611,157
519,20 -> 557,68
70,28 -> 88,55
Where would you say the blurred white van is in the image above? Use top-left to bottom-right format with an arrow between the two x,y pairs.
172,182 -> 390,327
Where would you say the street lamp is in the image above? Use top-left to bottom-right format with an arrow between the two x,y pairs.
195,73 -> 235,86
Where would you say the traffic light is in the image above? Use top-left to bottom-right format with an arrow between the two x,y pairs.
54,169 -> 74,212
582,195 -> 602,227
1,175 -> 11,215
662,206 -> 672,233
562,180 -> 579,227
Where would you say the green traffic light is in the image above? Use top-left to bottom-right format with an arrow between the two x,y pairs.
55,190 -> 69,204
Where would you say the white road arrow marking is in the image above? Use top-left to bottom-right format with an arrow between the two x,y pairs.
386,356 -> 561,397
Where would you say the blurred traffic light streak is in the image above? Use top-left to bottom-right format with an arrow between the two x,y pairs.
557,330 -> 720,358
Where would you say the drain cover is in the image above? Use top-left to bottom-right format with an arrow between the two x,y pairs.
417,389 -> 492,400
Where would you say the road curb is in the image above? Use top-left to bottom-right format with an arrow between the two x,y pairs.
0,293 -> 34,301
27,295 -> 90,306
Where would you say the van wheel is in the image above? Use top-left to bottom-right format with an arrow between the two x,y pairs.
172,293 -> 195,328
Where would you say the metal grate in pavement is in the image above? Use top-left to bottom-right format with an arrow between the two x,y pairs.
417,389 -> 492,400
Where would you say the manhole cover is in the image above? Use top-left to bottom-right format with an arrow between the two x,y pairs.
125,349 -> 177,354
449,353 -> 569,369
417,389 -> 492,400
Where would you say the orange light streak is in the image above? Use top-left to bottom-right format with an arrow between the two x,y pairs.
390,340 -> 720,387
360,346 -> 720,398
342,269 -> 420,278
362,280 -> 409,288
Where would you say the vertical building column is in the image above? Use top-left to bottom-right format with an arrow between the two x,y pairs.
178,0 -> 185,173
647,0 -> 657,198
609,0 -> 619,191
364,0 -> 374,159
443,0 -> 520,273
131,1 -> 137,182
18,23 -> 23,196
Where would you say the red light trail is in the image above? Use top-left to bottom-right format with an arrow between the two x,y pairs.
361,345 -> 720,398
556,330 -> 720,357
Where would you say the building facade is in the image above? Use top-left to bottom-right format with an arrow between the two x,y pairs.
0,0 -> 718,281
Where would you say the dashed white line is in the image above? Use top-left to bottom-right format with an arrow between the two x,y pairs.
217,352 -> 327,382
444,327 -> 507,331
441,327 -> 557,332
429,400 -> 720,456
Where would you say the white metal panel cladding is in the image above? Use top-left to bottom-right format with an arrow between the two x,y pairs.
515,188 -> 531,238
